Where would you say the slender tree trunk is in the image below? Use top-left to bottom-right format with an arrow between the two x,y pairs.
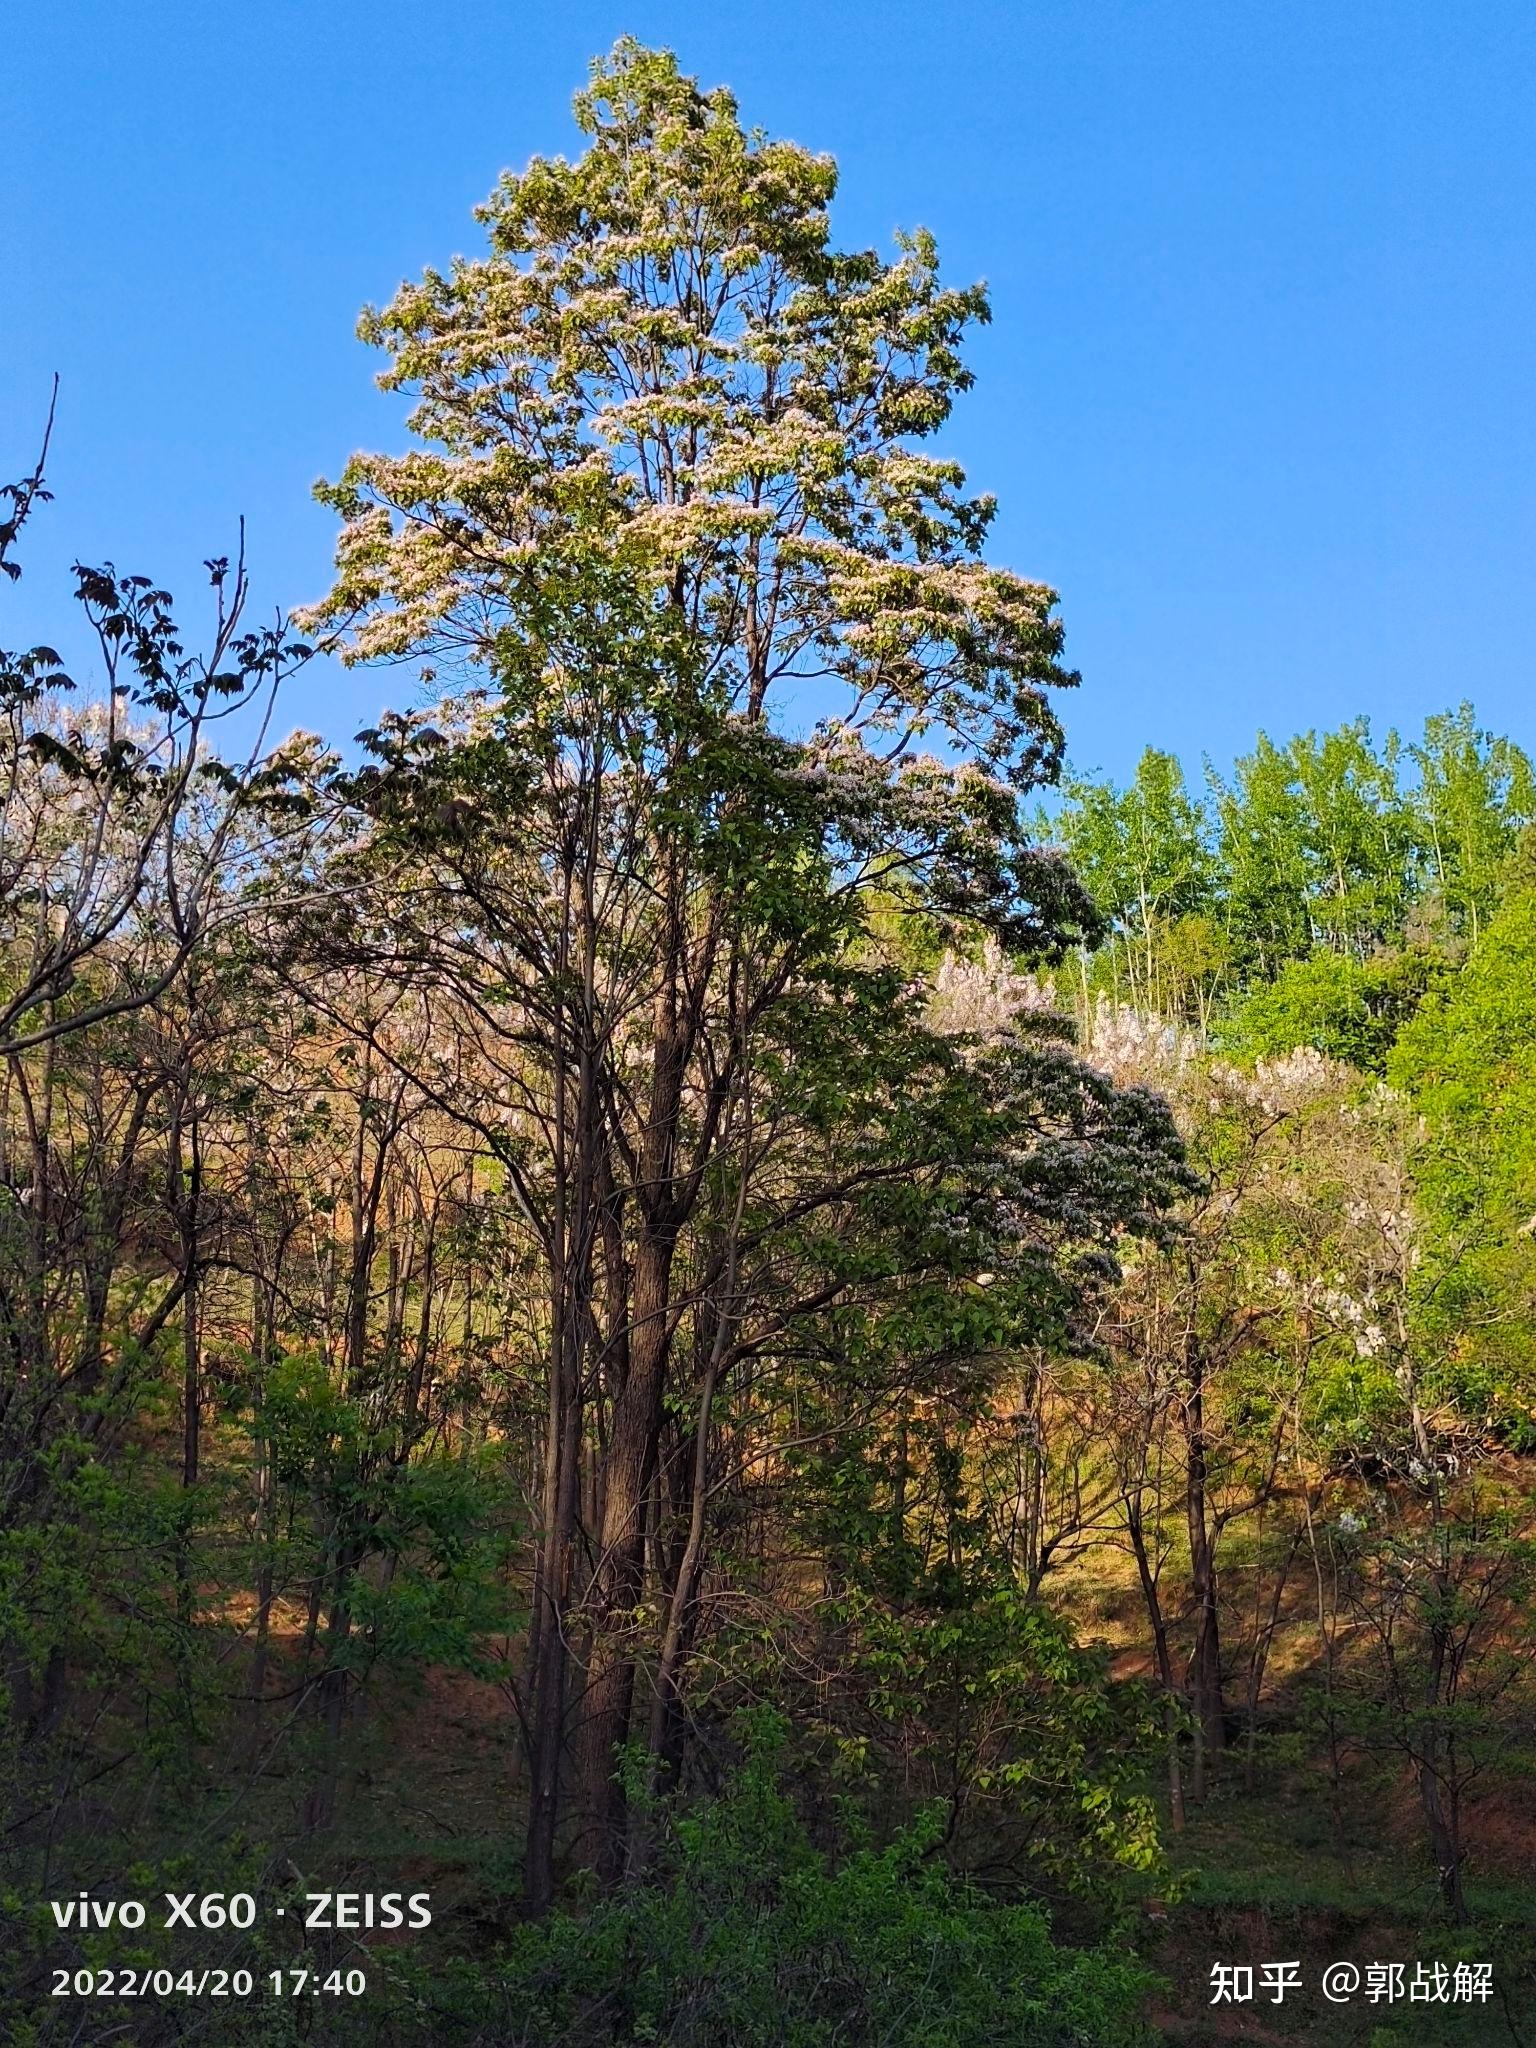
641,1199 -> 743,1818
523,1303 -> 584,1916
303,1541 -> 361,1834
1183,1346 -> 1225,1791
523,842 -> 602,1914
1126,1497 -> 1185,1833
1303,1487 -> 1352,1876
1419,1759 -> 1468,1924
573,1230 -> 675,1880
1243,1522 -> 1301,1792
1419,1601 -> 1469,1924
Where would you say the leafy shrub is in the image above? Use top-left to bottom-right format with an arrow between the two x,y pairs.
401,1717 -> 1155,2047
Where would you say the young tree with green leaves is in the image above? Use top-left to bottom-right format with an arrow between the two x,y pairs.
1050,748 -> 1218,1018
1410,703 -> 1536,947
1210,720 -> 1422,973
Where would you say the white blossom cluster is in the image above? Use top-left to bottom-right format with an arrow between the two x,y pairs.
1085,998 -> 1196,1088
927,938 -> 1057,1040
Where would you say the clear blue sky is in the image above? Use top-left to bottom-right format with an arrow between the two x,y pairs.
6,1 -> 1534,782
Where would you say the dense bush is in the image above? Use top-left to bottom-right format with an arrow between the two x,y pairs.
400,1723 -> 1154,2048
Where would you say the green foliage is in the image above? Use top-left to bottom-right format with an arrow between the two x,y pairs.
765,1364 -> 1170,1898
452,1719 -> 1155,2047
1049,750 -> 1217,1011
347,1455 -> 523,1676
1223,945 -> 1447,1073
1214,720 -> 1423,969
1412,705 -> 1536,944
1392,887 -> 1536,1438
1047,705 -> 1536,1043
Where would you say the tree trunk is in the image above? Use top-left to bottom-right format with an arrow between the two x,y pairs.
522,1301 -> 584,1916
1419,1761 -> 1468,1924
1126,1497 -> 1185,1834
1183,1346 -> 1225,1789
573,1231 -> 675,1880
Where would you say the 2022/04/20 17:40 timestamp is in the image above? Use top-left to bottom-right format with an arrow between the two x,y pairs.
55,1966 -> 369,1999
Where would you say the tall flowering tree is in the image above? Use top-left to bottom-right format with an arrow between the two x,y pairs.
304,40 -> 1187,1902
